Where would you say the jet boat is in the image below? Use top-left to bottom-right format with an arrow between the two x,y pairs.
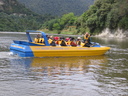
10,30 -> 110,57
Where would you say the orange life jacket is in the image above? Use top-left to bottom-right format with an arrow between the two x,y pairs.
84,35 -> 90,43
66,40 -> 71,46
56,40 -> 67,46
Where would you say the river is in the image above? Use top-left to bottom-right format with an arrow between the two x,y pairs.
0,32 -> 128,96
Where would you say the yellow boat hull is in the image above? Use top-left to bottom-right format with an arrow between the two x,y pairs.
30,46 -> 110,57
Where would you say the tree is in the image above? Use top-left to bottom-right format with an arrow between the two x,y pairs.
41,13 -> 77,33
77,0 -> 128,34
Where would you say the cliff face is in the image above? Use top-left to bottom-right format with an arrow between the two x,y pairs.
0,0 -> 4,10
0,0 -> 16,12
97,28 -> 128,38
0,0 -> 4,5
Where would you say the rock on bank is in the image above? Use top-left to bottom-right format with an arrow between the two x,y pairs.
96,28 -> 128,38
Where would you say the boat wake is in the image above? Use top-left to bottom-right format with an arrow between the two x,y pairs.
0,52 -> 19,59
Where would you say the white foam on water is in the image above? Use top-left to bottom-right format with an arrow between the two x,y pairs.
0,52 -> 19,59
8,52 -> 14,56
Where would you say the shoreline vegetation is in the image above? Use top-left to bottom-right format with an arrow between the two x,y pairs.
0,28 -> 127,39
41,0 -> 128,38
0,0 -> 128,37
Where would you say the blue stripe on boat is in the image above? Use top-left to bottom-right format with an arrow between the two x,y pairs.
10,43 -> 34,57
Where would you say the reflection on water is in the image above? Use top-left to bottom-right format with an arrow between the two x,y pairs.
0,56 -> 109,96
0,32 -> 128,96
10,56 -> 108,77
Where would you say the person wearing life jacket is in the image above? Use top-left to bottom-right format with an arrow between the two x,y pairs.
54,36 -> 60,45
34,34 -> 41,43
48,35 -> 53,44
48,35 -> 56,46
70,37 -> 77,47
34,34 -> 45,44
65,37 -> 71,46
76,37 -> 82,47
60,37 -> 67,46
83,32 -> 91,47
39,37 -> 44,43
55,37 -> 61,46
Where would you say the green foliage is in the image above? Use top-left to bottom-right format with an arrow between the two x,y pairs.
105,8 -> 120,29
0,0 -> 55,32
1,0 -> 128,34
118,16 -> 128,30
53,23 -> 60,30
0,12 -> 42,31
42,13 -> 77,33
76,0 -> 128,34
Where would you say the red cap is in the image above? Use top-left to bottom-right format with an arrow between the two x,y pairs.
65,38 -> 70,41
54,37 -> 60,40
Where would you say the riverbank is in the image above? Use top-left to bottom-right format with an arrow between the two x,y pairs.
41,28 -> 128,38
1,28 -> 128,38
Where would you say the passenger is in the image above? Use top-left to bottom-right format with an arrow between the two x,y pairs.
55,37 -> 61,46
65,37 -> 71,46
34,34 -> 41,43
70,37 -> 77,47
48,35 -> 56,46
39,36 -> 44,43
50,40 -> 56,46
48,35 -> 53,44
60,37 -> 67,46
76,37 -> 82,47
83,32 -> 91,47
54,36 -> 60,44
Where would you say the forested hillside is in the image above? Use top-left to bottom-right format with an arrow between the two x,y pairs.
0,0 -> 54,32
1,0 -> 127,35
42,0 -> 128,35
17,0 -> 95,16
76,0 -> 128,34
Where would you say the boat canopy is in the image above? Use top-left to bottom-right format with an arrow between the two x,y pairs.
26,30 -> 50,46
